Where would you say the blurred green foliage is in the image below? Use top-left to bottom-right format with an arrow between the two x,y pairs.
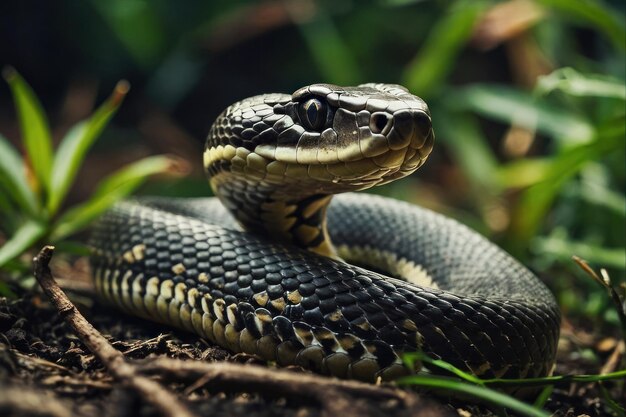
0,0 -> 624,327
0,70 -> 182,295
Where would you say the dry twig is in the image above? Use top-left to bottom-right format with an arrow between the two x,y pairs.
138,357 -> 438,417
32,245 -> 198,417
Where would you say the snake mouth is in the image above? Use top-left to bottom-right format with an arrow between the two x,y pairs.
248,100 -> 433,190
249,110 -> 433,191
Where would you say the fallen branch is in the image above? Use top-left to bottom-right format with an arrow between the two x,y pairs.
33,246 -> 197,417
138,357 -> 437,417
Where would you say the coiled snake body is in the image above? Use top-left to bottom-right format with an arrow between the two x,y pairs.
91,84 -> 560,382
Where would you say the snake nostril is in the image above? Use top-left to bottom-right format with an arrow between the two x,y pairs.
370,112 -> 392,134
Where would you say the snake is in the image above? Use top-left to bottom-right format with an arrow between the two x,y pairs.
90,83 -> 560,382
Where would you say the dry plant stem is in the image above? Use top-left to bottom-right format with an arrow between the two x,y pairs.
0,385 -> 73,417
601,340 -> 625,375
139,357 -> 422,417
573,256 -> 626,344
32,245 -> 198,417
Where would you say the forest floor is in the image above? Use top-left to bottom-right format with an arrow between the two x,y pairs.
0,253 -> 623,417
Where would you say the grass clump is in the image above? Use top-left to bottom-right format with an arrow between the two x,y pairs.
0,68 -> 185,293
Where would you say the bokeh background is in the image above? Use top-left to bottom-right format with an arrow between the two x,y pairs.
1,0 -> 624,332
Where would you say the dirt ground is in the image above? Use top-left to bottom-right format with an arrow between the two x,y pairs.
0,257 -> 623,417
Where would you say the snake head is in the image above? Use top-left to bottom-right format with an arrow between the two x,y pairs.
205,83 -> 433,195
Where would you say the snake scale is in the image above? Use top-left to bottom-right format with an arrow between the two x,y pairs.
90,84 -> 560,382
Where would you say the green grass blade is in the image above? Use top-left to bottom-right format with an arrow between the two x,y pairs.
0,183 -> 19,233
0,134 -> 41,218
533,385 -> 553,409
599,383 -> 626,417
0,219 -> 46,268
403,0 -> 488,98
404,353 -> 626,394
480,369 -> 626,387
2,67 -> 54,193
403,352 -> 484,384
47,81 -> 130,215
397,375 -> 550,417
50,155 -> 184,240
451,84 -> 595,144
91,155 -> 184,200
536,68 -> 626,100
496,158 -> 553,189
0,182 -> 16,215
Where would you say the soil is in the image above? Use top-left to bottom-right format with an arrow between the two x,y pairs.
0,257 -> 623,417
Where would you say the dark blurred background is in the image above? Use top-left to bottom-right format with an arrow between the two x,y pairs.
1,0 -> 624,328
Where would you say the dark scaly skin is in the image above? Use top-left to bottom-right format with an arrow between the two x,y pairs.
90,84 -> 560,382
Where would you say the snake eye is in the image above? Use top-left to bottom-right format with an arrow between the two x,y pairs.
299,98 -> 327,131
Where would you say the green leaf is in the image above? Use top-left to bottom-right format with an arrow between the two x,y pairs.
579,169 -> 626,216
50,155 -> 183,240
536,68 -> 626,100
507,125 -> 625,249
2,67 -> 54,193
0,219 -> 46,268
535,233 -> 626,269
47,81 -> 130,215
497,158 -> 554,188
0,258 -> 31,274
403,0 -> 489,98
536,0 -> 626,50
451,84 -> 595,144
0,281 -> 17,298
0,134 -> 41,218
53,240 -> 91,256
297,10 -> 362,85
88,0 -> 165,68
434,110 -> 499,190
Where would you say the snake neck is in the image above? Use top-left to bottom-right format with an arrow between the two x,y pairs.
211,178 -> 337,258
